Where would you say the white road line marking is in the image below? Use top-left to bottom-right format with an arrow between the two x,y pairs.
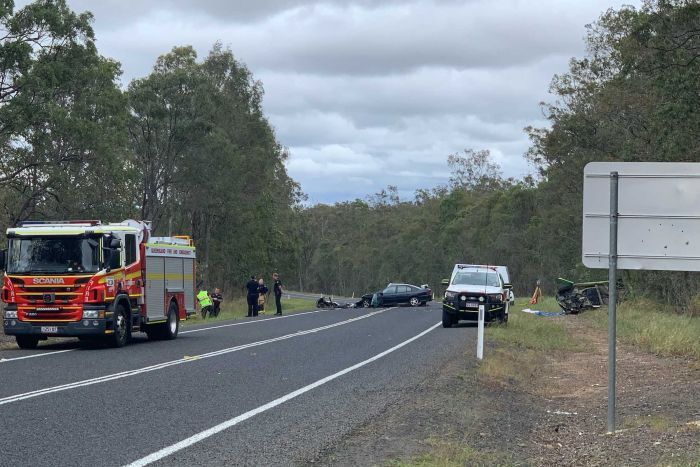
125,321 -> 442,467
0,307 -> 343,363
180,308 -> 327,334
0,309 -> 391,406
0,349 -> 76,363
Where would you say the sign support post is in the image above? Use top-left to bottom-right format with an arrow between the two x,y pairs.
607,171 -> 619,433
583,162 -> 700,433
477,304 -> 484,360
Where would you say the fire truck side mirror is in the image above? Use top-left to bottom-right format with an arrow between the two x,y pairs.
102,235 -> 122,272
0,249 -> 5,271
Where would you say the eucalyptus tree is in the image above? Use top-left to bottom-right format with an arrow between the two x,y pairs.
0,0 -> 130,226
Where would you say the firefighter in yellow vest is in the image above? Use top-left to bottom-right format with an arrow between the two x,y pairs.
197,284 -> 213,319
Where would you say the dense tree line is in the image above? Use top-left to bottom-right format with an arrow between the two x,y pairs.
0,0 -> 300,292
290,0 -> 700,308
0,1 -> 697,307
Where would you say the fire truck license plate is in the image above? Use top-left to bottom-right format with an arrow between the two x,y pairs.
465,302 -> 479,309
40,326 -> 58,333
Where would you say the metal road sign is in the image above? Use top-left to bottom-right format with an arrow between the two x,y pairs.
583,162 -> 700,271
582,161 -> 700,434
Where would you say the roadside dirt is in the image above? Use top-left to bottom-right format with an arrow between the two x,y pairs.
315,315 -> 700,466
0,328 -> 75,350
0,328 -> 16,349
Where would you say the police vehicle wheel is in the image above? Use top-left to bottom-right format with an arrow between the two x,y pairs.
409,297 -> 420,307
163,302 -> 179,340
16,335 -> 39,349
498,310 -> 507,324
442,309 -> 453,328
110,304 -> 130,348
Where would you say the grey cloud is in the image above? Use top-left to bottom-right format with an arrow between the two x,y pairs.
43,0 -> 615,77
59,0 -> 478,27
258,57 -> 562,129
11,0 -> 642,204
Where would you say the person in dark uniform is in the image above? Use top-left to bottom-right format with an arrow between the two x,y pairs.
273,272 -> 283,315
211,288 -> 223,317
246,276 -> 259,317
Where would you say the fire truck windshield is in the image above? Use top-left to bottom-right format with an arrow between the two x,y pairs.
7,236 -> 101,274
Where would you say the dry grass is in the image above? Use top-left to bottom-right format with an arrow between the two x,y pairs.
477,347 -> 541,389
621,414 -> 675,433
389,438 -> 514,467
582,298 -> 700,361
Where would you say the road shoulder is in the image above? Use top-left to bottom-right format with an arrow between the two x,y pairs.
315,310 -> 700,466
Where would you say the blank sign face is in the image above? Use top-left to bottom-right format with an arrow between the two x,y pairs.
582,162 -> 700,271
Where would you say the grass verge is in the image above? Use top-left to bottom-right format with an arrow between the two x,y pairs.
182,297 -> 316,326
488,297 -> 583,352
389,438 -> 514,467
581,298 -> 700,360
392,296 -> 699,467
478,297 -> 584,390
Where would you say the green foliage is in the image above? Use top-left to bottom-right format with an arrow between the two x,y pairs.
0,2 -> 301,296
525,0 -> 700,304
125,42 -> 301,292
0,0 -> 130,224
289,1 -> 699,308
0,0 -> 697,310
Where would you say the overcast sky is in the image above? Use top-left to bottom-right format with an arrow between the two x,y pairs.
18,0 -> 640,204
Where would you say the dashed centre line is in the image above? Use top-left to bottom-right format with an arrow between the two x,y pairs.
0,308 -> 390,406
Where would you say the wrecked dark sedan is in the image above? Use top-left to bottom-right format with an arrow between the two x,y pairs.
358,283 -> 432,307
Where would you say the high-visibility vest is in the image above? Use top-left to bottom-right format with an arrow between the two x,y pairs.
197,290 -> 212,308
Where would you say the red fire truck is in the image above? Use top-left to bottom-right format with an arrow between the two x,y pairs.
1,220 -> 196,349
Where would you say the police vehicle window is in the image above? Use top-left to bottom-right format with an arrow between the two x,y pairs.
452,271 -> 500,287
125,234 -> 137,265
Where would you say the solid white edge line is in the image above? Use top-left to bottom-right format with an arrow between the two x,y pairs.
0,307 -> 343,362
0,309 -> 391,406
125,321 -> 442,467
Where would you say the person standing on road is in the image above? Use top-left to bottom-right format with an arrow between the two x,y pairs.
246,276 -> 259,317
196,284 -> 213,319
273,272 -> 283,315
211,287 -> 223,317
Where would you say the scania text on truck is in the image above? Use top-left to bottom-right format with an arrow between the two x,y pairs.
1,220 -> 196,349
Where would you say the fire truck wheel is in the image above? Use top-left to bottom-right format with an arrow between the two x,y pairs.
164,302 -> 179,340
16,335 -> 39,349
147,301 -> 179,341
109,304 -> 130,348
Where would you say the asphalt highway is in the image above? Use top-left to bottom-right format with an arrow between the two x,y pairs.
0,303 -> 474,466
